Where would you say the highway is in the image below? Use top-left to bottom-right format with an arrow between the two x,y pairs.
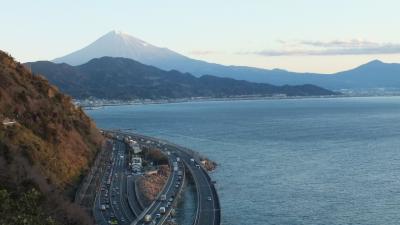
115,131 -> 221,225
93,131 -> 220,225
126,175 -> 143,217
165,144 -> 220,225
94,139 -> 136,225
130,138 -> 185,225
93,134 -> 186,225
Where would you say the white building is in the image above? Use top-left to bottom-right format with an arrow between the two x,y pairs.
131,157 -> 142,172
129,140 -> 142,154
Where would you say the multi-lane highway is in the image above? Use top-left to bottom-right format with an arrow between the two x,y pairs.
132,151 -> 185,225
93,131 -> 220,225
94,139 -> 136,225
174,148 -> 219,225
117,131 -> 221,225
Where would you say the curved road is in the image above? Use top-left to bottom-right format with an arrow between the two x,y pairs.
94,131 -> 220,225
119,131 -> 221,225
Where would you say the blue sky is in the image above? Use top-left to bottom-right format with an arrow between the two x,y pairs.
1,0 -> 400,73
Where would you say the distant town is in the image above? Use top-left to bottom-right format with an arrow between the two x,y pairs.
74,88 -> 400,109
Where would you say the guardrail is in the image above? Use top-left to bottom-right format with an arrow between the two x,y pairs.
182,160 -> 201,225
129,149 -> 174,225
104,130 -> 221,225
157,162 -> 186,225
126,175 -> 140,217
200,166 -> 221,225
133,178 -> 145,210
77,140 -> 111,207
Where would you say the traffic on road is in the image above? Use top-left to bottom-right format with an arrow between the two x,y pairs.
93,131 -> 220,225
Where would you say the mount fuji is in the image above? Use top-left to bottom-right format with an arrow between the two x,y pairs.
53,30 -> 307,85
53,30 -> 199,71
52,31 -> 400,90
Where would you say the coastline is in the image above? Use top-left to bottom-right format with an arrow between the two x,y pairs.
78,93 -> 400,109
78,94 -> 340,109
103,130 -> 221,224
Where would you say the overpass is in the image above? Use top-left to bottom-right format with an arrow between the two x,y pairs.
93,130 -> 221,225
120,131 -> 221,225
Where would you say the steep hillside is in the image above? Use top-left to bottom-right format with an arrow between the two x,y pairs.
0,51 -> 103,225
27,57 -> 337,100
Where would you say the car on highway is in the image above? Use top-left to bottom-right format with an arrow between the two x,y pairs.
208,196 -> 212,201
159,206 -> 166,214
160,194 -> 167,201
144,214 -> 152,223
109,218 -> 118,225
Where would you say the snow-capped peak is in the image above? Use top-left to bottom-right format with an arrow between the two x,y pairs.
53,30 -> 186,67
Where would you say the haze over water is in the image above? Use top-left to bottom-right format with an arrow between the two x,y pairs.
87,97 -> 400,225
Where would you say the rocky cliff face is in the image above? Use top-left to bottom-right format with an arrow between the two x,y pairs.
0,51 -> 103,225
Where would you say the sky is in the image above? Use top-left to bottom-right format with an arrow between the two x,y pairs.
1,0 -> 400,73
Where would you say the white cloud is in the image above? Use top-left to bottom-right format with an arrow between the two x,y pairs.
187,50 -> 221,55
247,39 -> 400,56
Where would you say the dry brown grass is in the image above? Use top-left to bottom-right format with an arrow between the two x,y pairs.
137,165 -> 170,206
0,50 -> 104,225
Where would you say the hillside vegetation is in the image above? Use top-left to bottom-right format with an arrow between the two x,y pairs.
0,51 -> 103,225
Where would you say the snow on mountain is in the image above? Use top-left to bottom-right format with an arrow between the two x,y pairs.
53,30 -> 190,67
52,31 -> 400,90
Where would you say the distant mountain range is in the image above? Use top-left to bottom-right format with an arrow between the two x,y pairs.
27,57 -> 336,100
52,31 -> 400,90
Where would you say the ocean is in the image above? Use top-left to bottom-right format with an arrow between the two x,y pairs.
87,96 -> 400,225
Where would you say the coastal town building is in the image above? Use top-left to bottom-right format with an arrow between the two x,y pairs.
131,157 -> 142,172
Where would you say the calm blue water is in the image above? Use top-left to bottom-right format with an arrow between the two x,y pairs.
87,97 -> 400,225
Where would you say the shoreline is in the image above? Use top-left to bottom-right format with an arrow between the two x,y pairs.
79,94 -> 400,109
103,130 -> 220,224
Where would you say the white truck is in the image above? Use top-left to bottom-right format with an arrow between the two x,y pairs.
160,194 -> 167,201
144,214 -> 152,223
159,206 -> 166,214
